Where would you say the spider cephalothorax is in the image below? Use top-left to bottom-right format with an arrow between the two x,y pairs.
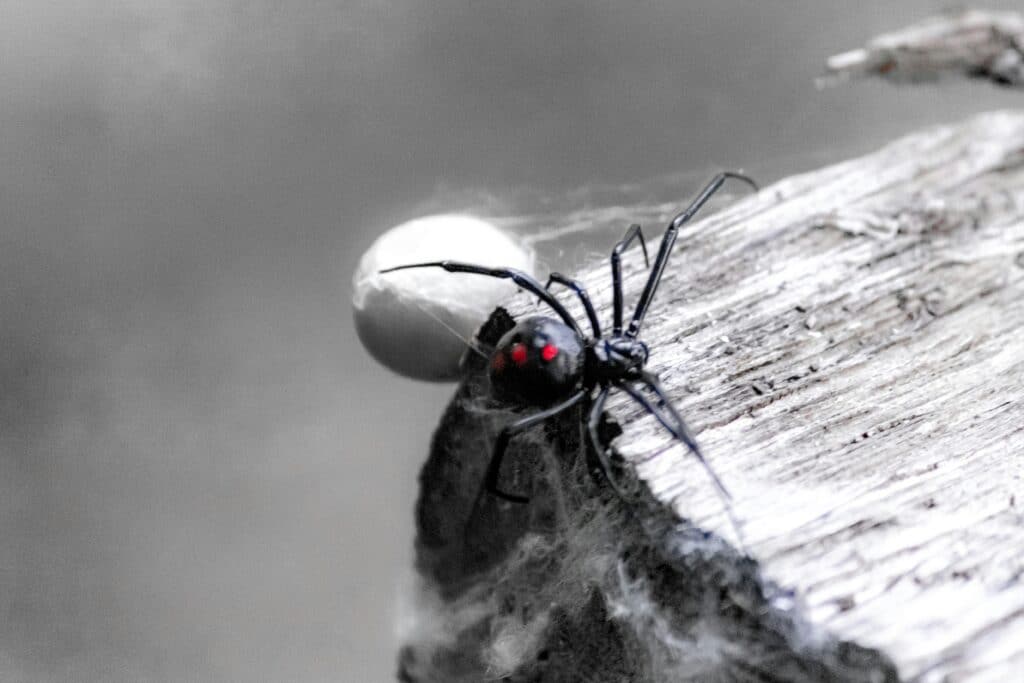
381,172 -> 757,511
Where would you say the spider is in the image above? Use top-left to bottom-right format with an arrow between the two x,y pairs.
381,172 -> 757,510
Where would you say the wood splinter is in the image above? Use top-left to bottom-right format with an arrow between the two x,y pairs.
825,8 -> 1024,88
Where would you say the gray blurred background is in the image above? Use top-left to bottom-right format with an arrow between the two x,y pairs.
2,1 -> 1021,681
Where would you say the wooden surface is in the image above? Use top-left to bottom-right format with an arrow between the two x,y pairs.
826,9 -> 1024,88
506,110 -> 1024,681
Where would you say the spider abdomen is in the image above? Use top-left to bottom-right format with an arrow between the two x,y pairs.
489,316 -> 585,406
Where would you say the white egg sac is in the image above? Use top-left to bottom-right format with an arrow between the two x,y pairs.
352,214 -> 534,381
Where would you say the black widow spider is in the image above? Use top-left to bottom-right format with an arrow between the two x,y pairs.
381,172 -> 757,510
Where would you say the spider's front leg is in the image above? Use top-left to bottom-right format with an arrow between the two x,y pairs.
626,172 -> 757,339
610,223 -> 650,335
619,373 -> 731,501
621,373 -> 747,547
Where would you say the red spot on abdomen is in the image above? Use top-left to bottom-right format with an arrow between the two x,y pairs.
510,343 -> 528,366
541,343 -> 558,362
491,352 -> 506,373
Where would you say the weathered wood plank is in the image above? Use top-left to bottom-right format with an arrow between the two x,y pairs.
400,111 -> 1024,682
560,110 -> 1024,681
826,9 -> 1024,88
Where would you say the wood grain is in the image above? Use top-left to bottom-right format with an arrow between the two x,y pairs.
826,9 -> 1024,89
505,110 -> 1024,681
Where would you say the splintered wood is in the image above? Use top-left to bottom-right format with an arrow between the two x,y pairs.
826,9 -> 1024,88
511,111 -> 1024,681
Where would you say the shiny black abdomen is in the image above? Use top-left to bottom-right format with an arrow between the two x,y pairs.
488,316 -> 585,406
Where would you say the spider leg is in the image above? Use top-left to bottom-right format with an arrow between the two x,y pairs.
621,372 -> 730,500
626,172 -> 757,339
380,261 -> 582,336
482,390 -> 587,503
620,373 -> 747,549
585,386 -> 631,498
611,224 -> 649,335
544,273 -> 601,338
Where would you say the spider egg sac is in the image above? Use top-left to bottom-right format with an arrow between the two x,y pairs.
352,214 -> 534,381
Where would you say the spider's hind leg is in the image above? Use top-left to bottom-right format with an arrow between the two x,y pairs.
481,391 -> 588,504
544,273 -> 601,338
379,260 -> 582,336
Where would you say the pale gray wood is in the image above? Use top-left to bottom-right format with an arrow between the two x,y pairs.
503,110 -> 1024,682
400,111 -> 1024,683
825,9 -> 1024,88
